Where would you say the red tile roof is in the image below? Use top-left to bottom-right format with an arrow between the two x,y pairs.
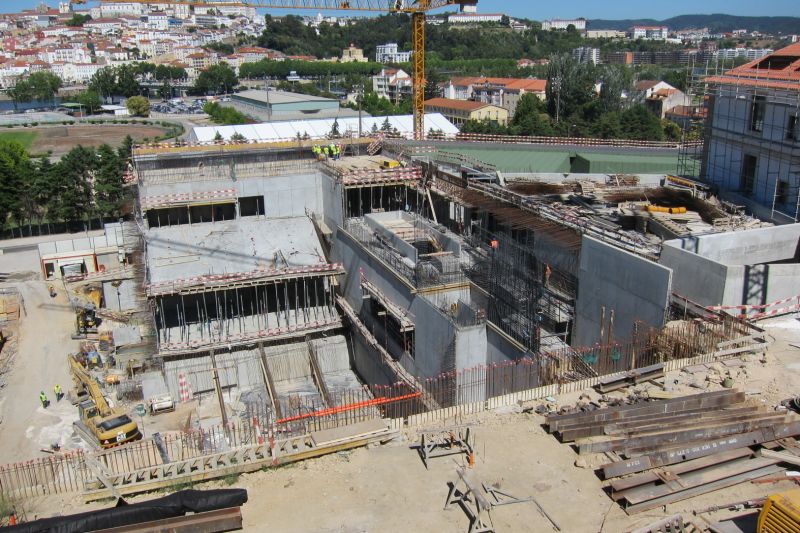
706,43 -> 800,90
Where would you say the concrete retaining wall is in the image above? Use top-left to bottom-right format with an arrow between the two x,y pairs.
575,236 -> 671,347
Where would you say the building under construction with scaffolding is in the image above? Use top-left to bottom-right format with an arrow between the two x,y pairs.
702,42 -> 800,223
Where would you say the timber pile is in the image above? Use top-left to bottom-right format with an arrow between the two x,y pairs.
545,389 -> 800,514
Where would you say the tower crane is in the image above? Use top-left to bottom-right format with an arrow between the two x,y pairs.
89,0 -> 472,139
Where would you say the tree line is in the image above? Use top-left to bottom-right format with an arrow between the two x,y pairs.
462,54 -> 682,142
0,138 -> 131,236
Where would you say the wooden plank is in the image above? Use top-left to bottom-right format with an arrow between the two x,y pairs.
578,414 -> 790,454
760,449 -> 800,466
89,507 -> 242,532
558,405 -> 758,441
310,419 -> 388,447
623,465 -> 783,515
547,390 -> 745,432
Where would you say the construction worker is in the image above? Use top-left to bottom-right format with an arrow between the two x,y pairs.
333,144 -> 340,160
39,391 -> 48,409
312,145 -> 320,158
329,143 -> 336,160
54,383 -> 63,402
323,145 -> 330,160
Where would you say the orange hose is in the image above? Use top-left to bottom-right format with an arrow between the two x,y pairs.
277,392 -> 422,424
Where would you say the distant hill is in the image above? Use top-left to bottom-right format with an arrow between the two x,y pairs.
587,15 -> 800,35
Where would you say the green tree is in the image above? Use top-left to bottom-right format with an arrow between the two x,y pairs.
0,140 -> 32,234
49,146 -> 95,224
118,135 -> 134,161
115,65 -> 141,98
76,90 -> 102,114
66,14 -> 91,26
89,67 -> 118,99
9,72 -> 62,105
546,54 -> 595,122
94,144 -> 124,218
193,63 -> 238,95
620,105 -> 664,141
126,95 -> 150,117
510,93 -> 554,136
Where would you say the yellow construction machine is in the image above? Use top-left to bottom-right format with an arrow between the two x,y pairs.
75,287 -> 102,335
758,488 -> 800,532
68,355 -> 142,448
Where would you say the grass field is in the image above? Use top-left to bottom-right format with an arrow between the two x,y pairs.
0,131 -> 39,150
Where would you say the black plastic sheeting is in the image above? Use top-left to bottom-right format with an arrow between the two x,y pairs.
6,488 -> 248,533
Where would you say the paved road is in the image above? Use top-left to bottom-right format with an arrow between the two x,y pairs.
0,281 -> 81,464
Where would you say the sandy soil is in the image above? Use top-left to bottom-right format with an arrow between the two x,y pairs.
0,280 -> 82,463
29,124 -> 168,159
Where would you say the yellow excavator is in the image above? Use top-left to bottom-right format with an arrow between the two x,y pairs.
68,355 -> 142,448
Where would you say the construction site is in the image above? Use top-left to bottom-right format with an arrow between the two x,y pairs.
0,116 -> 795,531
0,21 -> 797,532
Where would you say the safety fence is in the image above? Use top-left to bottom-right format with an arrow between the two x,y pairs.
133,132 -> 695,156
706,294 -> 800,321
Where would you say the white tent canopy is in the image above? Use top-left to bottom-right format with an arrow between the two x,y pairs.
187,113 -> 458,143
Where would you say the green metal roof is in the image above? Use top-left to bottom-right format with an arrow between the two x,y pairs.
444,147 -> 572,173
572,152 -> 679,174
438,144 -> 679,174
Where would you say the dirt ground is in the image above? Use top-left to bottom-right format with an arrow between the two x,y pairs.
9,316 -> 798,532
28,124 -> 168,159
0,280 -> 82,463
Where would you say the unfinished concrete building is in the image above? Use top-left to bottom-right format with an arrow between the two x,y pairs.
126,128 -> 798,423
132,143 -> 366,425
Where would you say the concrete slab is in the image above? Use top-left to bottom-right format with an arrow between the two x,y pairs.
146,217 -> 325,284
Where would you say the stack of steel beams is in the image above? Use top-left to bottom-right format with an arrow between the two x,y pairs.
545,389 -> 800,514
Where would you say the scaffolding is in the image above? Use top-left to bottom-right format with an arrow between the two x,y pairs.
685,55 -> 800,223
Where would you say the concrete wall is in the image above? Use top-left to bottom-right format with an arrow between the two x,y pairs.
575,236 -> 672,347
334,227 -> 492,379
320,174 -> 344,235
364,212 -> 418,262
456,324 -> 487,369
660,225 -> 800,307
665,225 -> 800,265
659,244 -> 729,306
486,325 -> 528,364
141,173 -> 323,222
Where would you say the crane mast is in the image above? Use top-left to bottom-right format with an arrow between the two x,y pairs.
84,0 -> 468,139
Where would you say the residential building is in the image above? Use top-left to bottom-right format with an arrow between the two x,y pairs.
372,68 -> 412,103
447,13 -> 503,24
98,2 -> 143,18
424,97 -> 509,127
375,43 -> 412,64
632,26 -> 669,40
441,77 -> 547,116
644,87 -> 690,119
573,47 -> 600,65
340,45 -> 366,63
541,18 -> 586,32
586,29 -> 625,39
715,48 -> 773,62
632,80 -> 677,102
703,43 -> 800,222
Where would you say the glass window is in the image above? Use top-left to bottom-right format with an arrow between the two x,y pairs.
749,96 -> 765,132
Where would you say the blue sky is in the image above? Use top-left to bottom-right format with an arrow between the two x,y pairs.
3,0 -> 799,19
